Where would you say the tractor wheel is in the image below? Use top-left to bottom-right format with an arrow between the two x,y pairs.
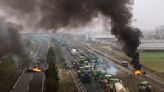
113,86 -> 116,92
109,83 -> 114,92
146,88 -> 152,92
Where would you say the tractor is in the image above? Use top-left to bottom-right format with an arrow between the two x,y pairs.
106,78 -> 128,92
138,81 -> 152,92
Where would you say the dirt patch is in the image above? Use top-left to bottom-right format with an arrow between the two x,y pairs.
117,73 -> 164,92
59,69 -> 71,80
58,69 -> 78,92
158,73 -> 164,79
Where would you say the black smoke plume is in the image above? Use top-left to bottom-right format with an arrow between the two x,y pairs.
0,0 -> 36,13
0,22 -> 30,66
40,0 -> 142,69
0,0 -> 142,69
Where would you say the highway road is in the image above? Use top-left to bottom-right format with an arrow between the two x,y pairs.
62,47 -> 104,92
11,35 -> 49,92
28,37 -> 48,92
28,73 -> 44,92
77,41 -> 164,91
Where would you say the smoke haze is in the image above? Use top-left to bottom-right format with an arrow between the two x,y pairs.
0,0 -> 142,69
0,22 -> 30,66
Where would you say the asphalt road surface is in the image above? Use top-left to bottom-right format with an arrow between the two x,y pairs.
79,42 -> 164,91
12,35 -> 49,92
28,73 -> 44,92
62,47 -> 104,92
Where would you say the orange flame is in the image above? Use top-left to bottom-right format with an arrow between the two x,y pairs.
134,70 -> 141,75
32,67 -> 42,72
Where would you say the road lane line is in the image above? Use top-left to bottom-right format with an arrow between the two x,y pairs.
41,74 -> 45,92
27,86 -> 29,92
71,71 -> 81,92
12,68 -> 27,89
146,74 -> 164,85
31,74 -> 33,81
13,76 -> 21,89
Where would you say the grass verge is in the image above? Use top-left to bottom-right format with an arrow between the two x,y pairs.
58,69 -> 78,92
140,52 -> 164,73
0,56 -> 20,92
53,42 -> 78,92
112,51 -> 131,61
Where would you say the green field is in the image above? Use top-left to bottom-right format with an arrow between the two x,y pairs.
140,52 -> 164,72
112,51 -> 130,61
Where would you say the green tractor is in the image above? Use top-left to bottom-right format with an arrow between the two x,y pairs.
138,81 -> 152,92
77,67 -> 85,78
100,74 -> 113,89
93,71 -> 128,92
106,77 -> 128,92
93,71 -> 105,81
106,78 -> 119,92
77,67 -> 91,83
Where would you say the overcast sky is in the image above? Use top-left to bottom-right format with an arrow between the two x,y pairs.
133,0 -> 164,30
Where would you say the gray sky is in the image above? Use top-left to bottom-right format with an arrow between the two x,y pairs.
133,0 -> 164,30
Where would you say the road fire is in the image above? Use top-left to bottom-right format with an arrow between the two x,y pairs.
32,67 -> 42,72
134,70 -> 141,75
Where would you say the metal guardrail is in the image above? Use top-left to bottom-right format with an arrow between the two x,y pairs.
70,70 -> 87,92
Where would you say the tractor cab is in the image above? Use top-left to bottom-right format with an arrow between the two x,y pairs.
101,74 -> 113,87
138,81 -> 152,92
78,67 -> 85,77
109,78 -> 120,84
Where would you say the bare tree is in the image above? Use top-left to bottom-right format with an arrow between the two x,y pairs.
155,25 -> 164,39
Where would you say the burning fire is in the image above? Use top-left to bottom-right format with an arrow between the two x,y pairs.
134,70 -> 141,75
32,67 -> 42,72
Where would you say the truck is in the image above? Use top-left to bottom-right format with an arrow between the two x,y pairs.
138,81 -> 152,92
121,61 -> 129,68
78,66 -> 92,83
71,48 -> 77,55
79,72 -> 91,83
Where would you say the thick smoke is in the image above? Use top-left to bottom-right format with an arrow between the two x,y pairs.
0,0 -> 142,69
39,0 -> 132,28
0,0 -> 36,13
39,0 -> 142,69
0,22 -> 30,66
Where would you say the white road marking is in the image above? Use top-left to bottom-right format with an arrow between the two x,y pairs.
27,86 -> 29,92
31,74 -> 33,81
41,75 -> 45,92
13,76 -> 21,89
